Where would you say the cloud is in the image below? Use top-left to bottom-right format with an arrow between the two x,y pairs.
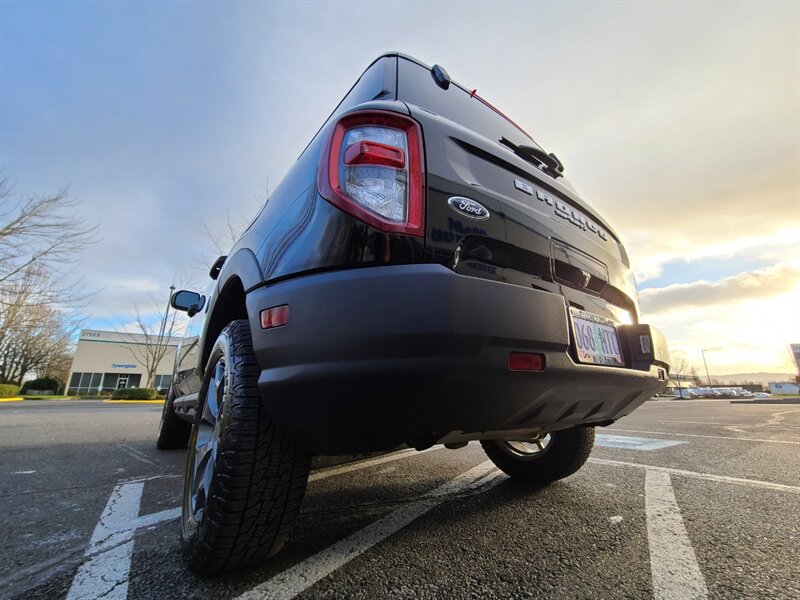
651,288 -> 800,376
632,228 -> 800,283
640,262 -> 799,316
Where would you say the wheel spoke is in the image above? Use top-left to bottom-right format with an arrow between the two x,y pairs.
214,361 -> 225,411
202,380 -> 218,425
503,434 -> 551,458
201,452 -> 215,502
192,441 -> 213,510
195,435 -> 212,461
188,356 -> 227,524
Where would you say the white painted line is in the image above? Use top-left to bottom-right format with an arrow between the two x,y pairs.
657,420 -> 752,426
66,482 -> 144,600
595,434 -> 686,451
236,461 -> 502,600
308,447 -> 438,483
645,470 -> 708,600
590,458 -> 800,494
131,507 -> 181,530
117,444 -> 158,465
610,429 -> 800,445
126,458 -> 492,534
121,474 -> 180,484
63,448 -> 437,598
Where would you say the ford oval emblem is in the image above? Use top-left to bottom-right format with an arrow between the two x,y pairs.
447,196 -> 490,221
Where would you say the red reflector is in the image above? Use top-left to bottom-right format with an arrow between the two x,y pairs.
343,140 -> 405,169
508,352 -> 544,371
260,305 -> 289,329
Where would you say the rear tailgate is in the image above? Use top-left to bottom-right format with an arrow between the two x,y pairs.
396,56 -> 639,326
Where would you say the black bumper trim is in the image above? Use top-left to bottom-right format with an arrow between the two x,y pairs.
245,264 -> 670,455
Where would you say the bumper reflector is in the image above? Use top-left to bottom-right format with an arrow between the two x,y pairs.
508,352 -> 545,372
260,305 -> 289,329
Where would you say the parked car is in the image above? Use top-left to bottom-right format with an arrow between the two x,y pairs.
753,392 -> 772,398
157,53 -> 671,575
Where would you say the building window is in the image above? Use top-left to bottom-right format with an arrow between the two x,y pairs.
68,372 -> 105,395
153,374 -> 172,392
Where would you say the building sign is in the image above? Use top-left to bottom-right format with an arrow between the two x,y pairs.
112,363 -> 137,369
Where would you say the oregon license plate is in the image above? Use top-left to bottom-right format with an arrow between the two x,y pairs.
569,307 -> 625,366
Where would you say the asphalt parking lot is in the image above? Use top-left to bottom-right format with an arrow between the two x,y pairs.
1,399 -> 798,600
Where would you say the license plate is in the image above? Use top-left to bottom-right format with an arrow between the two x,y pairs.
569,307 -> 625,366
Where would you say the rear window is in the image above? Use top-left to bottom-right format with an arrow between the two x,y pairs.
397,57 -> 538,150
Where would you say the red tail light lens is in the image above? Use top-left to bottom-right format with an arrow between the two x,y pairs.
508,352 -> 545,371
260,305 -> 289,329
318,111 -> 425,237
344,140 -> 406,169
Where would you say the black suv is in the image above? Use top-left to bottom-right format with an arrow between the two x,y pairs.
157,53 -> 670,575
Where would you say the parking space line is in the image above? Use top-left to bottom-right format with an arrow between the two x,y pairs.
610,429 -> 800,445
308,447 -> 438,483
645,470 -> 708,599
66,481 -> 144,600
63,449 -> 437,599
235,461 -> 503,600
116,444 -> 159,466
595,434 -> 686,451
590,458 -> 800,493
131,507 -> 181,530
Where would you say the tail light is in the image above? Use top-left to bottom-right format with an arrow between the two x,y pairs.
318,110 -> 425,237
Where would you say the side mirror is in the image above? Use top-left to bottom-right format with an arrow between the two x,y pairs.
171,290 -> 204,314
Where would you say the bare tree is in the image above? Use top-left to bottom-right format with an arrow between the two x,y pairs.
0,178 -> 96,304
669,356 -> 699,398
120,296 -> 181,389
0,178 -> 96,386
37,346 -> 74,388
0,269 -> 79,384
195,180 -> 269,274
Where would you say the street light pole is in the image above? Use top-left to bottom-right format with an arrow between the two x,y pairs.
150,284 -> 176,389
701,349 -> 712,386
158,285 -> 176,344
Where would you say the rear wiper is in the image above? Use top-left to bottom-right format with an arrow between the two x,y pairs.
499,137 -> 564,178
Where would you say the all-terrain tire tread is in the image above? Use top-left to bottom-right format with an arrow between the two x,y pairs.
182,319 -> 310,575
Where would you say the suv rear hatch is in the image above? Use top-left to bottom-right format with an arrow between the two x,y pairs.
395,55 -> 639,328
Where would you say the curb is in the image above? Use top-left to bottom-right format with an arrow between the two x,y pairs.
730,398 -> 800,405
102,400 -> 164,405
0,397 -> 23,403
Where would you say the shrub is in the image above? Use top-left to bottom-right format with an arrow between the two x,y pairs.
111,387 -> 158,400
20,377 -> 61,395
0,384 -> 21,398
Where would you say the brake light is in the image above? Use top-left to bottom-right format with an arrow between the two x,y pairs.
318,111 -> 425,237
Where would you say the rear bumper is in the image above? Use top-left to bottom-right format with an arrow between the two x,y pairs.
246,264 -> 670,455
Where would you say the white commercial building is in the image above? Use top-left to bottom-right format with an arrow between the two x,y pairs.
66,329 -> 181,395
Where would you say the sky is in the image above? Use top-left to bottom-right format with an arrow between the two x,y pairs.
1,1 -> 798,376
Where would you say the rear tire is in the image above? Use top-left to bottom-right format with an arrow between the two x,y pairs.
156,390 -> 191,450
181,319 -> 310,575
481,426 -> 595,484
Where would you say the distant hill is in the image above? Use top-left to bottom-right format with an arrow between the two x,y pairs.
709,372 -> 797,386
